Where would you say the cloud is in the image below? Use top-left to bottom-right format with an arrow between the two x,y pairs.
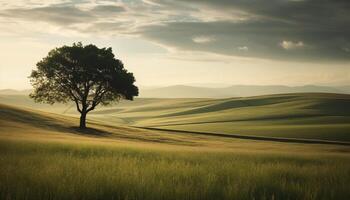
342,47 -> 350,53
0,3 -> 127,26
0,5 -> 93,25
238,46 -> 248,51
192,36 -> 215,44
0,0 -> 349,62
148,0 -> 350,26
138,0 -> 350,61
280,41 -> 304,50
90,5 -> 126,13
84,22 -> 134,35
140,20 -> 350,61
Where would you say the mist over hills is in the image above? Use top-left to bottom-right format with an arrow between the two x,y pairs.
0,89 -> 32,95
1,85 -> 349,98
139,85 -> 350,98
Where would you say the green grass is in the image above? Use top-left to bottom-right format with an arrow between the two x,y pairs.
159,122 -> 350,142
108,93 -> 350,142
1,93 -> 350,199
1,138 -> 350,200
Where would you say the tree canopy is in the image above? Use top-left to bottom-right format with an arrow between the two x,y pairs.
29,42 -> 138,128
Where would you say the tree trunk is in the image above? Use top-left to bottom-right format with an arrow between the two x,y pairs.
79,111 -> 87,129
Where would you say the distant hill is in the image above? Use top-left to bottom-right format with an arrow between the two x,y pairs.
220,85 -> 345,97
1,93 -> 350,143
0,89 -> 32,95
91,93 -> 350,143
140,85 -> 349,98
1,85 -> 349,98
335,85 -> 350,93
139,85 -> 228,98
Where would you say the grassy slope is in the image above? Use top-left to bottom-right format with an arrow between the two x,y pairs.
1,103 -> 350,199
1,93 -> 350,142
89,93 -> 350,142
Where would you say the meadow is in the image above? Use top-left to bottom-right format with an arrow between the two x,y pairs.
1,93 -> 350,199
1,138 -> 350,200
3,93 -> 348,142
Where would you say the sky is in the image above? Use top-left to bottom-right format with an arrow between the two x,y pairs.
0,0 -> 349,89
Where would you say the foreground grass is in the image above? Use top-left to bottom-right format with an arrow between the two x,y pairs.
1,102 -> 350,199
1,138 -> 350,200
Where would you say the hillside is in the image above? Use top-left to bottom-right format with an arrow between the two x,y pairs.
3,85 -> 349,98
89,93 -> 350,142
0,89 -> 31,95
140,85 -> 228,98
1,93 -> 350,143
2,102 -> 350,200
0,103 -> 208,145
139,85 -> 349,98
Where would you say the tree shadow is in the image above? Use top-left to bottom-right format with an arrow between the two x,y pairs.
1,104 -> 113,138
70,127 -> 111,137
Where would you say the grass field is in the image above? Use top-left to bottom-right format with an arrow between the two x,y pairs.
118,93 -> 350,142
1,93 -> 350,199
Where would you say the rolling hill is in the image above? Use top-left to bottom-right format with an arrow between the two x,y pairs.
1,94 -> 350,199
140,85 -> 349,98
2,85 -> 349,98
90,93 -> 350,142
1,93 -> 350,143
0,89 -> 31,95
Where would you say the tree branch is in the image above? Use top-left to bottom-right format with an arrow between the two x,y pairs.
74,99 -> 82,113
86,88 -> 108,113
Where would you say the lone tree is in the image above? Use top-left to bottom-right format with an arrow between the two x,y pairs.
29,42 -> 138,129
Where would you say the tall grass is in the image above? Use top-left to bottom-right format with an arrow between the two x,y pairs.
1,139 -> 349,200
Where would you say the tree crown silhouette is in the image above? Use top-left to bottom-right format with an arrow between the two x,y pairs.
29,42 -> 138,128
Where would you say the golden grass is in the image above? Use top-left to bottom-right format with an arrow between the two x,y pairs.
1,99 -> 350,199
1,136 -> 350,200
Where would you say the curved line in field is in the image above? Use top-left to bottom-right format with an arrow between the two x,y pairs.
137,127 -> 350,146
151,114 -> 350,127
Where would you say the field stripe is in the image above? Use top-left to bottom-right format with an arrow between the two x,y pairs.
151,114 -> 339,127
138,127 -> 350,146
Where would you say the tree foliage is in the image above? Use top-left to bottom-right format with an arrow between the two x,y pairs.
29,42 -> 138,128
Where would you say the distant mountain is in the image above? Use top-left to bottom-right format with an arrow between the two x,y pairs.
140,85 -> 350,98
0,89 -> 32,95
335,85 -> 350,93
139,85 -> 229,98
1,85 -> 349,98
220,85 -> 345,97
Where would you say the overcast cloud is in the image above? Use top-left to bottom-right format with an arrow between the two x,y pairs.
0,0 -> 349,61
1,0 -> 350,90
